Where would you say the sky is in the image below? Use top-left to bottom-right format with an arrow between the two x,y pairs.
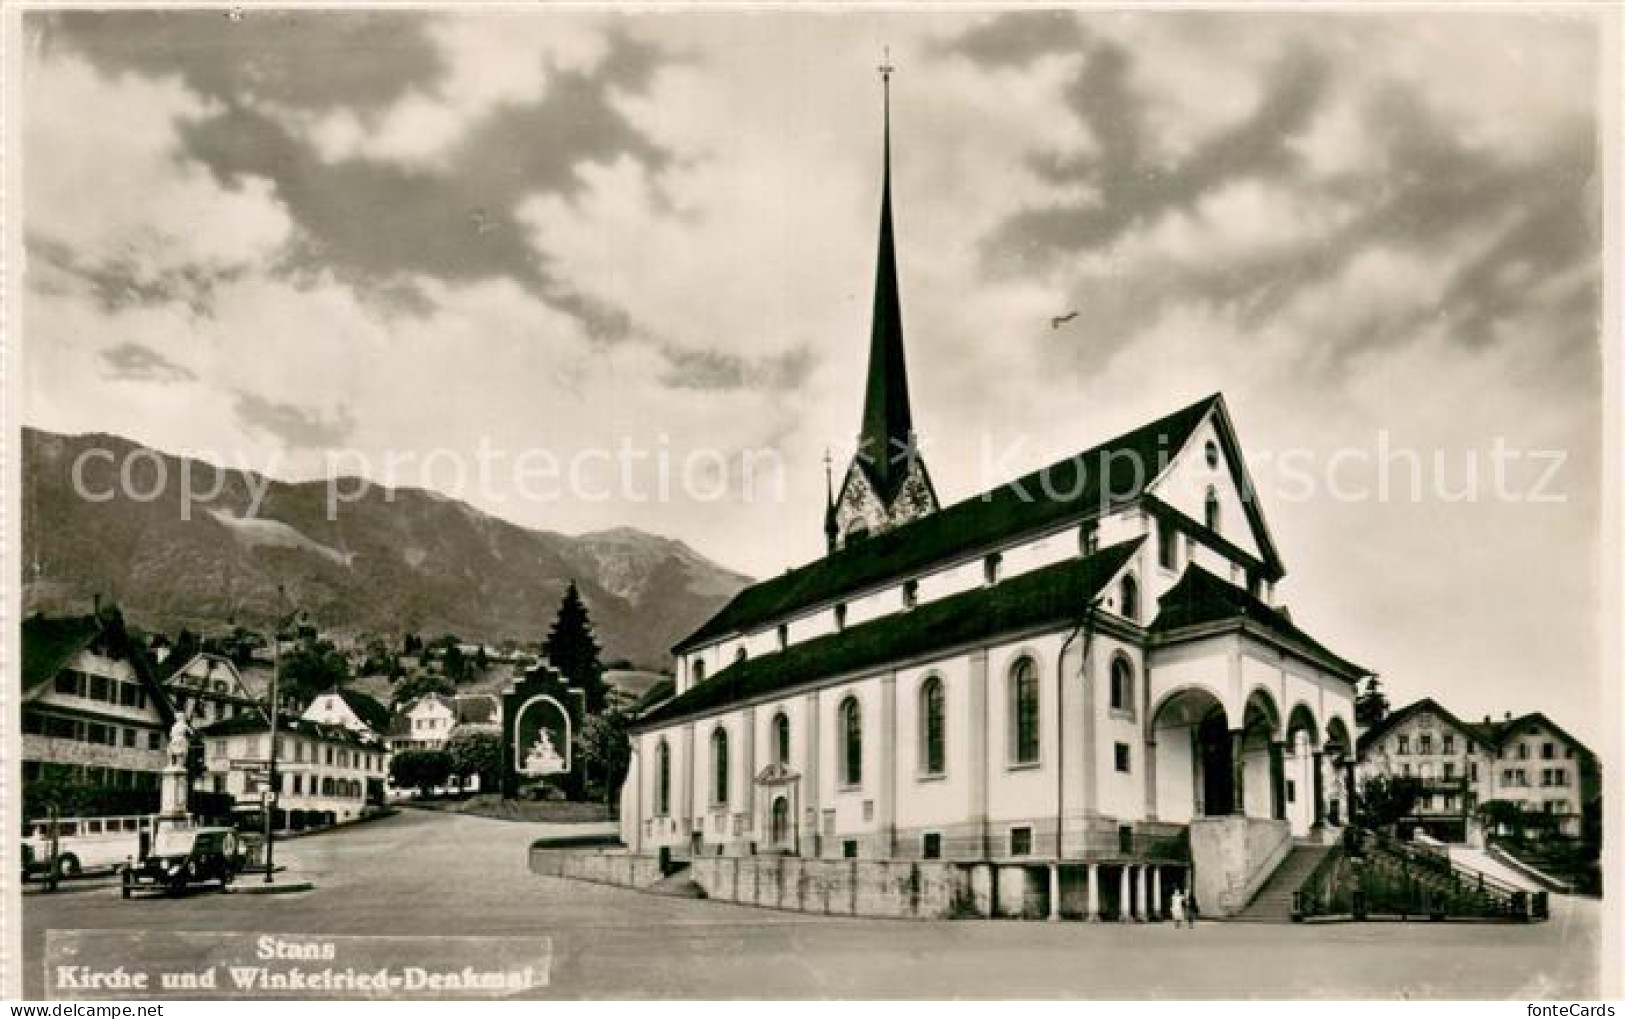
18,8 -> 1606,741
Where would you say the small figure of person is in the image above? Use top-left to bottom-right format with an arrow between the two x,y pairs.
1170,888 -> 1186,928
1185,891 -> 1200,928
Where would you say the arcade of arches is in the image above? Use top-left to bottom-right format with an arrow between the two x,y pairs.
1150,686 -> 1354,836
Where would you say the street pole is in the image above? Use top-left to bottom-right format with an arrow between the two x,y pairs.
263,627 -> 280,883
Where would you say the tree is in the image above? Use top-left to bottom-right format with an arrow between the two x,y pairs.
443,644 -> 469,683
447,728 -> 503,791
1354,676 -> 1390,730
1357,774 -> 1424,830
577,709 -> 632,808
1478,799 -> 1526,840
542,581 -> 606,711
278,637 -> 351,707
392,671 -> 454,707
390,750 -> 453,798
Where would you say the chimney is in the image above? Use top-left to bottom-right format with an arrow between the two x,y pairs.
1504,711 -> 1512,721
92,592 -> 102,616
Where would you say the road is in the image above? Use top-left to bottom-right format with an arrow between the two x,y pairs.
19,809 -> 1602,999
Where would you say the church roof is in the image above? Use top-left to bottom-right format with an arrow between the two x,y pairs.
1150,563 -> 1368,681
675,393 -> 1221,653
640,538 -> 1142,728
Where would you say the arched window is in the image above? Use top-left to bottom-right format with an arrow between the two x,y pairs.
656,739 -> 671,815
1110,655 -> 1135,713
1205,440 -> 1220,470
1120,573 -> 1140,622
1204,486 -> 1221,531
711,727 -> 730,806
920,677 -> 946,776
773,712 -> 790,766
840,696 -> 862,787
692,659 -> 706,685
1010,658 -> 1040,765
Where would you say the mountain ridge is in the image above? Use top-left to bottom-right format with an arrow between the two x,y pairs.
20,426 -> 752,669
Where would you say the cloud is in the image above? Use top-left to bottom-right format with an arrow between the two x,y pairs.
35,9 -> 443,114
23,52 -> 294,306
41,11 -> 670,338
98,342 -> 197,383
659,345 -> 816,392
233,393 -> 357,449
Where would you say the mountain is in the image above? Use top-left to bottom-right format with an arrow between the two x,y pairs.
20,428 -> 752,669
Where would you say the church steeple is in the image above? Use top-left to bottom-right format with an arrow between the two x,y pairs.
829,52 -> 939,552
856,54 -> 915,500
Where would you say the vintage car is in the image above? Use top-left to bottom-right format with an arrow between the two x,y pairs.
121,826 -> 245,897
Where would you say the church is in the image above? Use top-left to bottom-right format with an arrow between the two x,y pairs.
621,69 -> 1367,920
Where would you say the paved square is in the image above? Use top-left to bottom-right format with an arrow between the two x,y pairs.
20,810 -> 1601,999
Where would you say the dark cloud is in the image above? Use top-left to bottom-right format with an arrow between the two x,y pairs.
942,11 -> 1085,65
949,14 -> 1598,374
26,235 -> 229,316
175,37 -> 663,337
659,345 -> 816,392
992,39 -> 1329,264
98,342 -> 197,383
36,9 -> 442,114
42,11 -> 668,338
234,393 -> 357,449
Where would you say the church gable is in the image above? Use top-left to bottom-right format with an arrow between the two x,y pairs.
1146,398 -> 1282,578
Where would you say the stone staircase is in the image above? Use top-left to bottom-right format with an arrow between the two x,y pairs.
1230,842 -> 1334,922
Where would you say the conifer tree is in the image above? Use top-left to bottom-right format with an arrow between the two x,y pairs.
542,581 -> 606,711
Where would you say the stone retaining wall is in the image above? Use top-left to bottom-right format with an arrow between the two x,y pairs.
529,848 -> 1056,920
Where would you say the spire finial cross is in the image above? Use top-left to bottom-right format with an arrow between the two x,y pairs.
878,46 -> 894,83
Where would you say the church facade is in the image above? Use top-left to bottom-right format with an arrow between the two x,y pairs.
622,75 -> 1367,915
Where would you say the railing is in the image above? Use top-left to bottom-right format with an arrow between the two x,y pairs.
1357,829 -> 1539,920
1291,845 -> 1347,920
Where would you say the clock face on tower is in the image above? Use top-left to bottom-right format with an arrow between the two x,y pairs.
835,456 -> 937,549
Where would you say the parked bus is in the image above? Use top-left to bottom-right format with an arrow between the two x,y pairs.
21,814 -> 160,878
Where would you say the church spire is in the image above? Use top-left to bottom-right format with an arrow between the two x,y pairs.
855,49 -> 918,502
823,448 -> 839,553
826,50 -> 939,553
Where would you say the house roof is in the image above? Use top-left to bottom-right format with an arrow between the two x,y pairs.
22,611 -> 176,723
1355,697 -> 1481,755
638,538 -> 1142,729
1357,701 -> 1597,762
22,614 -> 103,693
676,394 -> 1227,654
1471,711 -> 1596,760
330,687 -> 392,733
1151,563 -> 1369,682
197,712 -> 383,749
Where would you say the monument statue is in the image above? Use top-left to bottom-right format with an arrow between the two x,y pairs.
524,729 -> 564,775
167,717 -> 190,769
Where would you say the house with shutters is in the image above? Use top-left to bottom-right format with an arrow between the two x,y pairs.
20,609 -> 176,805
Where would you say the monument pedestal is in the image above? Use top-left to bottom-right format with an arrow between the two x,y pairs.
159,764 -> 189,821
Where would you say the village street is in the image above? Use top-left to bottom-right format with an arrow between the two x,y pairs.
22,809 -> 1600,999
